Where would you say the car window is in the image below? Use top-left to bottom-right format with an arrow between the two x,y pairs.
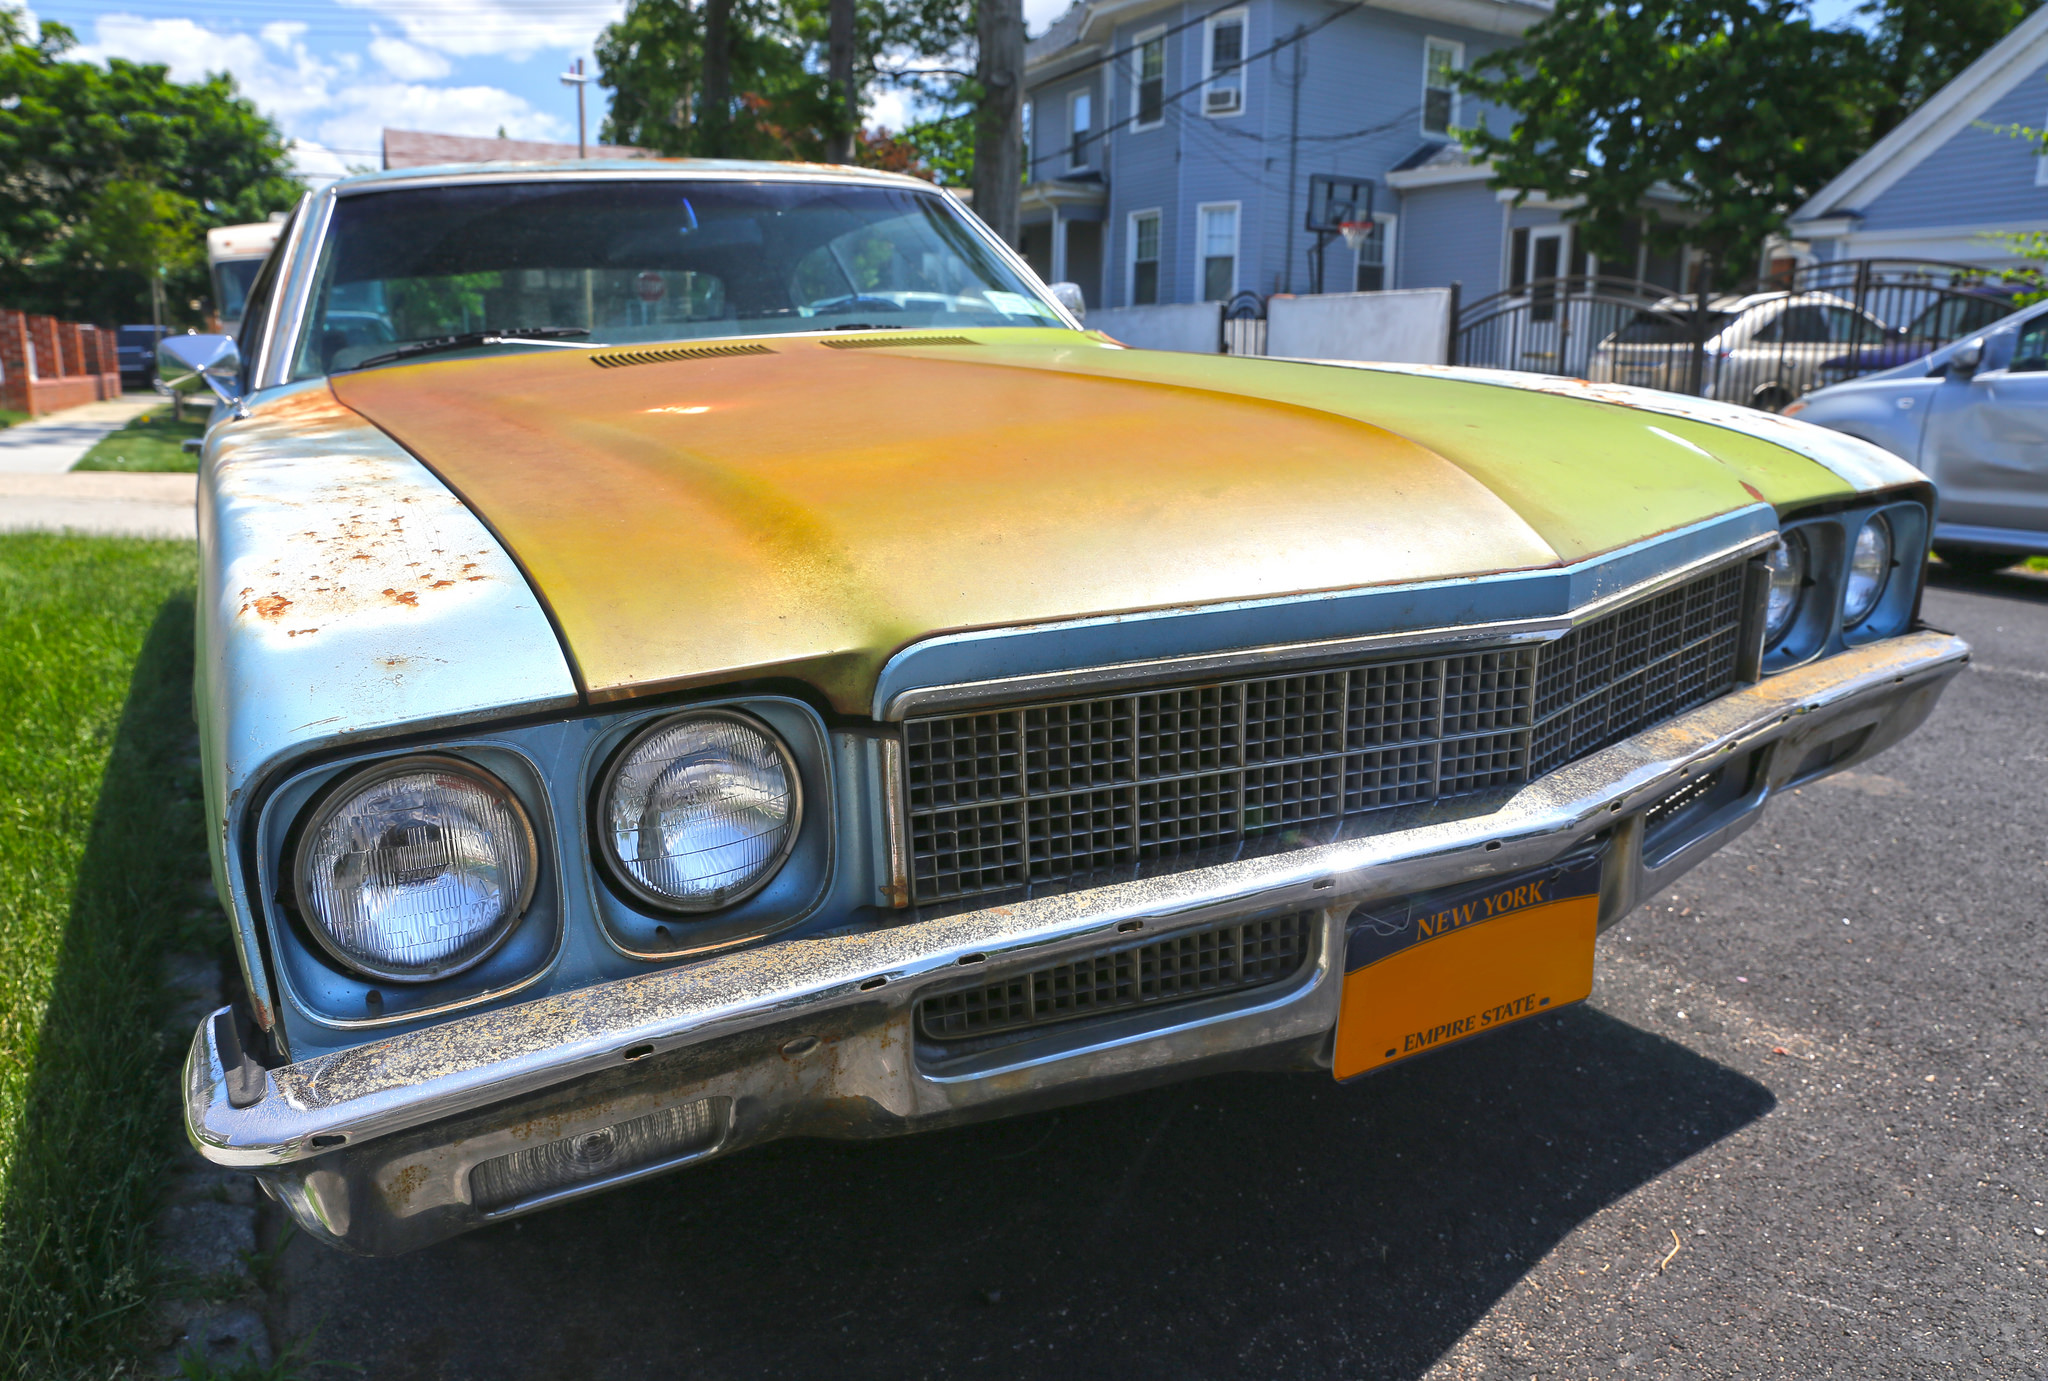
1912,295 -> 2012,342
1822,307 -> 1884,344
289,180 -> 1066,379
1612,310 -> 1734,345
2010,315 -> 2048,373
1769,305 -> 1833,344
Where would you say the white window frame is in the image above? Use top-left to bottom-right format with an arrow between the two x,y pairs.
1202,10 -> 1248,120
1196,199 -> 1241,301
1421,36 -> 1464,137
1128,208 -> 1163,306
1067,89 -> 1093,171
2037,105 -> 2048,186
1131,25 -> 1167,132
1354,213 -> 1398,291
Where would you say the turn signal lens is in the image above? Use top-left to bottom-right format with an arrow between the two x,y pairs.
1844,514 -> 1893,627
295,758 -> 536,982
468,1098 -> 724,1212
1763,529 -> 1808,646
600,710 -> 800,913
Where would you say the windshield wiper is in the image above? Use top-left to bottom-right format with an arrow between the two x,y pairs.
347,327 -> 592,371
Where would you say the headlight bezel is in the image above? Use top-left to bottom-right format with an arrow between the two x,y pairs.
1842,512 -> 1894,628
289,752 -> 541,985
594,707 -> 806,918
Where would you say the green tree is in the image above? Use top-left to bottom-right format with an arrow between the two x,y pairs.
596,0 -> 972,168
1456,0 -> 1878,285
1861,0 -> 2039,139
0,12 -> 299,325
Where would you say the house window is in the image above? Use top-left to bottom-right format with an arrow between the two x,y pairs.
1204,12 -> 1246,118
1134,29 -> 1166,129
1022,100 -> 1034,168
1130,210 -> 1161,305
1353,215 -> 1396,292
1199,203 -> 1238,301
1068,91 -> 1092,171
1422,38 -> 1462,136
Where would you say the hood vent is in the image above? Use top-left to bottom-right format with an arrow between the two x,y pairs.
589,343 -> 777,369
820,335 -> 977,350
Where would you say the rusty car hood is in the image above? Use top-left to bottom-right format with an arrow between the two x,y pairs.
330,328 -> 1858,713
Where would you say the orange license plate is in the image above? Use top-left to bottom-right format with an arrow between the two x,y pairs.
1334,854 -> 1603,1081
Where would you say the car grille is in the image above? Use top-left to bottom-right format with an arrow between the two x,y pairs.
916,913 -> 1314,1043
902,560 -> 1749,906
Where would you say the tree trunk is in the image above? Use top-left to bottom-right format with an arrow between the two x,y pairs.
702,0 -> 732,156
826,0 -> 857,163
972,0 -> 1024,245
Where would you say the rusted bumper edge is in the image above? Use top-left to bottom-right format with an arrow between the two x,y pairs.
185,631 -> 1968,1254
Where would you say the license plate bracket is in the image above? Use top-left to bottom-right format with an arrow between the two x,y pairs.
1333,854 -> 1603,1081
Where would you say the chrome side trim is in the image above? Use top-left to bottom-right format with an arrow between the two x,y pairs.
1564,529 -> 1778,628
1932,521 -> 2048,556
188,630 -> 1966,1181
257,189 -> 334,392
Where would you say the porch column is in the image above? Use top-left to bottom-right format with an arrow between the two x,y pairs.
1050,205 -> 1066,284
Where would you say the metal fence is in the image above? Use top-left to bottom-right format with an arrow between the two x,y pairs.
1450,259 -> 2025,411
1221,290 -> 1266,357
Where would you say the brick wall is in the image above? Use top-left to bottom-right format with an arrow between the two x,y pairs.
0,308 -> 125,416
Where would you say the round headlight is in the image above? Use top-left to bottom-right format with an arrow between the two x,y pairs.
294,757 -> 537,983
1763,528 -> 1808,645
1844,514 -> 1893,627
599,710 -> 800,913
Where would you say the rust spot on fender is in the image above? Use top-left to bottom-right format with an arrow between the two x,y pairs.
381,588 -> 420,607
253,594 -> 292,619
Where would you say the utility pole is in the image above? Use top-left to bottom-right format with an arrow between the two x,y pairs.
972,0 -> 1024,244
1282,29 -> 1304,293
703,0 -> 732,155
561,57 -> 590,157
826,0 -> 857,163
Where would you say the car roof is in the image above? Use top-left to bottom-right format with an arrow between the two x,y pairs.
328,158 -> 943,197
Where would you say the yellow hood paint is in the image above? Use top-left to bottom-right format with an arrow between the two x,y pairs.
330,328 -> 1849,712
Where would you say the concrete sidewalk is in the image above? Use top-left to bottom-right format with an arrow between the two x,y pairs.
0,395 -> 165,475
0,471 -> 197,539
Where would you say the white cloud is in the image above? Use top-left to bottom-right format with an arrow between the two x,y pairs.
79,14 -> 339,120
866,87 -> 914,133
315,82 -> 562,155
336,0 -> 623,60
369,34 -> 451,81
1024,0 -> 1072,38
76,13 -> 562,162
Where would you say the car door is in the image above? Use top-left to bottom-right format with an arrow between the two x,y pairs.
1921,313 -> 2048,532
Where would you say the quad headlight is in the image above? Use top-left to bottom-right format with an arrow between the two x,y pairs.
1762,528 -> 1808,646
1844,514 -> 1893,627
294,757 -> 537,982
598,710 -> 800,913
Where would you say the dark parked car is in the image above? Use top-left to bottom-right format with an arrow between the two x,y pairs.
115,324 -> 167,391
1817,289 -> 2019,385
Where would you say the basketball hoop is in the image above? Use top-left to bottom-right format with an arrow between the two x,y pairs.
1338,219 -> 1374,252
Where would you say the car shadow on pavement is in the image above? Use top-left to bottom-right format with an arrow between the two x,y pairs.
278,1003 -> 1773,1381
1926,562 -> 2048,603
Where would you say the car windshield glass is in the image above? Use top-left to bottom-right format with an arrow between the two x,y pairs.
1907,295 -> 2013,342
290,180 -> 1065,378
1613,310 -> 1735,345
213,259 -> 265,321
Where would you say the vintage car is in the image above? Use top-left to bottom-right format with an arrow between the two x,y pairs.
165,161 -> 1967,1256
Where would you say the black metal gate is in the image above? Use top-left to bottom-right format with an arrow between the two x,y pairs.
1450,259 -> 2020,410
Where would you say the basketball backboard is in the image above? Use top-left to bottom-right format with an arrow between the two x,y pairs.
1305,174 -> 1375,233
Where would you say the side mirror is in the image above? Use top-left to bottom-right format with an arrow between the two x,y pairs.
157,333 -> 244,408
1048,281 -> 1087,323
1950,339 -> 1984,374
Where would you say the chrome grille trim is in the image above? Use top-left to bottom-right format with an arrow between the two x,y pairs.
901,560 -> 1752,907
916,912 -> 1315,1043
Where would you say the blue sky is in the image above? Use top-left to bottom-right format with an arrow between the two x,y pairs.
19,0 -> 1866,181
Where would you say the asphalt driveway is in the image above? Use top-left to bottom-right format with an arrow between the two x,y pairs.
272,568 -> 2047,1379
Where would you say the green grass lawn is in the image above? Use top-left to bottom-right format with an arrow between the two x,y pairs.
0,534 -> 210,1376
0,408 -> 27,430
71,407 -> 205,473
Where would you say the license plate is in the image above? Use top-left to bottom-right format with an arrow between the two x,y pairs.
1333,854 -> 1603,1081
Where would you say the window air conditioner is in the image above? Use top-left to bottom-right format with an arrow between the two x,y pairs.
1205,86 -> 1242,114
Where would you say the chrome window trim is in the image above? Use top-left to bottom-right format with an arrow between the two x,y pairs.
881,527 -> 1780,722
265,172 -> 1079,383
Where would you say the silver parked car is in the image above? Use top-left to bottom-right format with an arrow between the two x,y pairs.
1787,299 -> 2048,574
1589,291 -> 1889,411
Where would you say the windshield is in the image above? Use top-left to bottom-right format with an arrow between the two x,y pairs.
213,258 -> 265,322
290,179 -> 1066,378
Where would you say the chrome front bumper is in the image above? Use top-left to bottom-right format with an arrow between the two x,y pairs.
186,631 -> 1968,1254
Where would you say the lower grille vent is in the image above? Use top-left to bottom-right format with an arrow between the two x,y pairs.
917,913 -> 1313,1043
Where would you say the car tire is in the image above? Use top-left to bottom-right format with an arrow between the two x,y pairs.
1933,547 -> 2024,577
1751,384 -> 1794,413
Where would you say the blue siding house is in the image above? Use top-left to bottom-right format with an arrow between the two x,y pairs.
1788,5 -> 2048,266
1017,0 -> 1701,309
